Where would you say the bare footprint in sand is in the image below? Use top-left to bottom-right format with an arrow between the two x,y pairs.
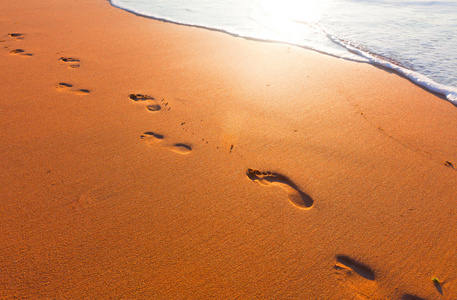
335,255 -> 375,281
72,89 -> 90,95
146,104 -> 162,112
129,94 -> 155,102
140,132 -> 191,155
56,83 -> 90,95
8,33 -> 25,40
129,94 -> 162,112
168,143 -> 192,155
59,57 -> 80,68
246,168 -> 314,209
4,34 -> 30,55
334,255 -> 379,299
140,132 -> 164,146
9,49 -> 32,56
56,82 -> 73,91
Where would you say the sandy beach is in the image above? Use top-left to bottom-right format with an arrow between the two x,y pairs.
1,0 -> 457,299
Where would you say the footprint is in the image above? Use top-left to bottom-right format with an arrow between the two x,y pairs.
169,143 -> 192,155
246,168 -> 314,209
129,94 -> 162,112
56,83 -> 90,95
140,132 -> 164,146
9,49 -> 32,56
72,89 -> 90,95
146,104 -> 161,112
444,161 -> 454,169
59,57 -> 80,68
129,94 -> 154,101
56,82 -> 73,91
140,132 -> 191,155
8,33 -> 24,40
335,255 -> 375,281
334,255 -> 378,299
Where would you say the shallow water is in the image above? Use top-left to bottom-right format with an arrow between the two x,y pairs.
109,0 -> 457,103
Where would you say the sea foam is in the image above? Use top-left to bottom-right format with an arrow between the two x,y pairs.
109,0 -> 457,105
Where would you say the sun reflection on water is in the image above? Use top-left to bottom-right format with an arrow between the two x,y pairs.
259,0 -> 331,23
252,0 -> 333,44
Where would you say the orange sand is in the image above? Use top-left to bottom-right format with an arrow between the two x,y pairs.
1,0 -> 457,299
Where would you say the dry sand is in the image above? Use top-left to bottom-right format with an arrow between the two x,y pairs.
1,0 -> 457,299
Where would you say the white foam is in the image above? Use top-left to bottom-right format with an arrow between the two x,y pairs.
320,28 -> 457,104
338,40 -> 457,104
108,0 -> 457,105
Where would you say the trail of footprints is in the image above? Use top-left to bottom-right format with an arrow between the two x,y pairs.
133,93 -> 192,155
55,55 -> 88,94
130,92 -> 313,210
129,99 -> 427,299
4,32 -> 88,94
4,31 -> 437,299
4,33 -> 32,56
131,91 -> 313,208
245,167 -> 405,298
55,55 -> 86,93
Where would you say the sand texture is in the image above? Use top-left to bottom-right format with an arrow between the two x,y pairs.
1,0 -> 457,299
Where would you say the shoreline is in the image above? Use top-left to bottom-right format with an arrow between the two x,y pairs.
1,0 -> 457,298
107,0 -> 457,106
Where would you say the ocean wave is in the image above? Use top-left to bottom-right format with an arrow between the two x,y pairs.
108,0 -> 457,105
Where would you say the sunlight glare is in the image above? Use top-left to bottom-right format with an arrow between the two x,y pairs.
260,0 -> 330,23
254,0 -> 332,43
